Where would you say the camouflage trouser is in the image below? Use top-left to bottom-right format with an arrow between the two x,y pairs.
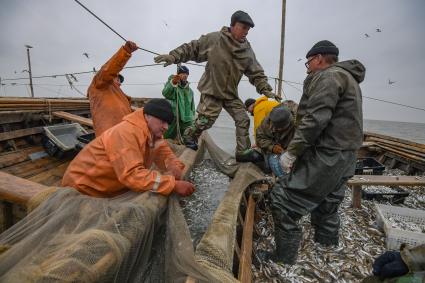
270,148 -> 356,243
183,94 -> 250,154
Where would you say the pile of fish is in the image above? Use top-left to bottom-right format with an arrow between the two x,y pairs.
387,216 -> 425,233
252,169 -> 425,282
181,159 -> 230,246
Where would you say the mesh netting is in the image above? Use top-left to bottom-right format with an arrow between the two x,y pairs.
0,132 -> 265,282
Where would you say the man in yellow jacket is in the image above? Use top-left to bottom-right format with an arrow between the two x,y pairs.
62,98 -> 195,198
245,96 -> 279,139
88,41 -> 138,136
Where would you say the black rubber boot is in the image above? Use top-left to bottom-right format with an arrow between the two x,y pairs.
314,232 -> 338,247
270,230 -> 302,265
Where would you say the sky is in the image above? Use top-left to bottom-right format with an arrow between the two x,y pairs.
0,0 -> 424,123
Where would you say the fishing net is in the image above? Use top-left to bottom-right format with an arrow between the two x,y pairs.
0,132 -> 265,282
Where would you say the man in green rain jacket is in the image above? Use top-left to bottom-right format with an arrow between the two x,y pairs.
154,11 -> 280,160
269,40 -> 365,265
161,65 -> 195,140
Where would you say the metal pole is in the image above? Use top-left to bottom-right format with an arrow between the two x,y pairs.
277,0 -> 286,99
25,45 -> 35,98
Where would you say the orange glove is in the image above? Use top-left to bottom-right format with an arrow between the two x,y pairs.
167,165 -> 183,180
172,74 -> 181,85
123,41 -> 138,53
272,144 -> 284,154
174,180 -> 195,197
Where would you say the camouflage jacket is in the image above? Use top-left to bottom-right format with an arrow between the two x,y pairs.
287,60 -> 365,157
256,114 -> 296,154
169,27 -> 272,100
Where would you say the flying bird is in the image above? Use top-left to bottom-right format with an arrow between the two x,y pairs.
83,52 -> 90,59
22,69 -> 29,73
364,33 -> 370,38
388,79 -> 396,85
162,20 -> 168,28
297,58 -> 302,62
376,28 -> 382,32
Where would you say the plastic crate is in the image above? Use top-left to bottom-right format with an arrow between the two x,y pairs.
355,157 -> 385,175
375,203 -> 425,250
43,123 -> 88,154
77,132 -> 95,144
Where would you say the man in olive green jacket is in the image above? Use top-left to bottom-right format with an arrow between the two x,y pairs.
154,11 -> 279,160
269,40 -> 365,264
161,65 -> 195,140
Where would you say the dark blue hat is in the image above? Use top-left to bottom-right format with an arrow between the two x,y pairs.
177,65 -> 189,74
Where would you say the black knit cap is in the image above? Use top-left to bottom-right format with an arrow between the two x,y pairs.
177,65 -> 189,74
306,40 -> 339,58
144,98 -> 174,125
231,10 -> 255,28
269,105 -> 291,129
244,98 -> 256,109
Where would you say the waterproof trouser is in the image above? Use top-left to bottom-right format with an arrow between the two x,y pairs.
270,147 -> 357,253
183,94 -> 250,154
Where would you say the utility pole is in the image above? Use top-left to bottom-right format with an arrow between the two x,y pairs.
277,0 -> 286,99
25,45 -> 35,98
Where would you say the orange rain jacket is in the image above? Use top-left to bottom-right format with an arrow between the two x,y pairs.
62,109 -> 185,197
88,46 -> 133,136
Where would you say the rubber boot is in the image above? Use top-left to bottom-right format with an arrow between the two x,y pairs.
314,231 -> 338,247
271,229 -> 302,265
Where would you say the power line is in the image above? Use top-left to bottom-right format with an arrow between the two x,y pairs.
363,96 -> 425,112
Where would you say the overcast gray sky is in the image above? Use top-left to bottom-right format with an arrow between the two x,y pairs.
0,0 -> 424,123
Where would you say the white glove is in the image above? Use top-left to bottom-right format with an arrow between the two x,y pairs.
279,151 -> 296,173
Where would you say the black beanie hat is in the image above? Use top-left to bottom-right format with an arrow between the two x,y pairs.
231,10 -> 255,28
269,105 -> 292,129
144,98 -> 174,125
306,40 -> 339,58
177,65 -> 189,74
244,98 -> 256,109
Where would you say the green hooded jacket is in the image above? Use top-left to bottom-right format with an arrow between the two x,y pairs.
287,60 -> 365,157
168,27 -> 273,100
162,75 -> 195,124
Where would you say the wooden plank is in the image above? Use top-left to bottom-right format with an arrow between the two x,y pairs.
352,185 -> 362,209
52,111 -> 93,127
2,157 -> 63,179
28,161 -> 70,186
0,146 -> 44,169
364,131 -> 425,150
348,175 -> 425,186
238,195 -> 255,283
0,171 -> 48,206
0,127 -> 44,142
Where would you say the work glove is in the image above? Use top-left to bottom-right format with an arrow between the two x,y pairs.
174,180 -> 195,197
372,251 -> 409,279
154,54 -> 175,67
171,74 -> 181,85
263,90 -> 282,102
167,164 -> 183,180
279,151 -> 296,173
124,41 -> 138,53
272,144 -> 284,154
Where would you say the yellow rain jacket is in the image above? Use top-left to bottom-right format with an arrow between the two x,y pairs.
88,46 -> 133,136
62,109 -> 185,197
253,96 -> 280,136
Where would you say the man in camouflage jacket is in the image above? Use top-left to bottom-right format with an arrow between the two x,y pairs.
154,11 -> 279,160
269,40 -> 365,264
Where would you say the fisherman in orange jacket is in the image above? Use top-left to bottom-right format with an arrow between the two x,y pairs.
88,41 -> 138,136
62,98 -> 195,197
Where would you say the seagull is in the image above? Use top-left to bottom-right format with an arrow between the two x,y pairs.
376,28 -> 382,32
22,69 -> 29,73
364,33 -> 370,38
297,58 -> 302,62
162,20 -> 168,28
388,79 -> 395,85
83,52 -> 89,59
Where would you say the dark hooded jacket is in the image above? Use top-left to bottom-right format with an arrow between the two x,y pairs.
287,60 -> 365,157
168,27 -> 272,100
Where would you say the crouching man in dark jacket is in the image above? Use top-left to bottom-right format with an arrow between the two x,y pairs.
269,40 -> 365,264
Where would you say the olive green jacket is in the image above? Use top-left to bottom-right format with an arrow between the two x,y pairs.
256,112 -> 295,154
287,60 -> 365,157
168,27 -> 272,100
